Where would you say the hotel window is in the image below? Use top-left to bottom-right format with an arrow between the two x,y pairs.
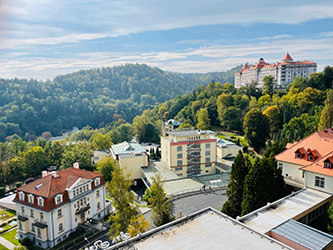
205,164 -> 212,167
177,160 -> 183,166
28,194 -> 34,204
205,151 -> 210,156
30,209 -> 34,218
175,167 -> 182,171
205,143 -> 210,149
59,223 -> 63,232
19,192 -> 25,201
315,176 -> 325,188
97,202 -> 101,210
56,194 -> 62,205
73,190 -> 76,196
37,228 -> 41,238
95,177 -> 101,186
177,146 -> 182,152
31,224 -> 35,232
80,187 -> 82,193
40,212 -> 43,221
177,153 -> 182,159
97,190 -> 100,197
57,209 -> 62,218
37,197 -> 44,207
325,162 -> 332,168
21,206 -> 24,215
19,222 -> 22,230
205,157 -> 210,163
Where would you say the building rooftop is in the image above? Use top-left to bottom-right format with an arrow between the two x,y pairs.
275,129 -> 333,167
164,119 -> 182,126
238,188 -> 332,234
300,151 -> 333,176
271,219 -> 333,250
167,130 -> 216,137
217,138 -> 237,147
111,141 -> 146,155
108,207 -> 292,250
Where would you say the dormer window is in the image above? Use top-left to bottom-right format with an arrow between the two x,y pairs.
324,162 -> 332,168
295,148 -> 304,159
19,192 -> 25,201
37,197 -> 44,207
296,153 -> 301,158
94,177 -> 100,186
55,194 -> 63,205
28,194 -> 34,204
308,155 -> 314,161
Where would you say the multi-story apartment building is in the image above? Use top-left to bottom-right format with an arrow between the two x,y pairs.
161,130 -> 217,177
13,164 -> 111,248
275,128 -> 333,193
235,53 -> 317,88
162,119 -> 182,136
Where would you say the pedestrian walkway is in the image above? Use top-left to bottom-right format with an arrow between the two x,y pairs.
0,235 -> 15,250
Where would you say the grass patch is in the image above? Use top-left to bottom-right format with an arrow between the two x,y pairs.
134,201 -> 148,208
217,133 -> 249,147
0,210 -> 16,221
0,243 -> 8,250
2,229 -> 19,246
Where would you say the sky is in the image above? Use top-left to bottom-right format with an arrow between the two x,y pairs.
0,0 -> 333,80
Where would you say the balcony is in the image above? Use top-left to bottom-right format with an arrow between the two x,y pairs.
187,144 -> 200,151
187,152 -> 201,158
17,215 -> 28,222
75,204 -> 91,215
32,220 -> 48,229
187,158 -> 201,164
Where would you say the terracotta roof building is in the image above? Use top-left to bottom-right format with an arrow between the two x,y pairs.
235,53 -> 317,89
14,164 -> 111,249
275,128 -> 333,193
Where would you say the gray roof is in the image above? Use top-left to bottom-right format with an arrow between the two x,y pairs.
164,119 -> 182,126
217,138 -> 236,146
111,141 -> 146,155
168,129 -> 216,137
107,207 -> 292,250
272,219 -> 333,250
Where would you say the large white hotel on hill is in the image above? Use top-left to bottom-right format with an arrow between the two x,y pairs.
235,53 -> 317,89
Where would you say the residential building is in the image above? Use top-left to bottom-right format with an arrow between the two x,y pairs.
162,119 -> 182,136
84,207 -> 293,250
14,164 -> 111,248
235,53 -> 317,88
161,130 -> 217,177
275,128 -> 333,189
92,150 -> 111,164
110,141 -> 148,180
216,138 -> 242,159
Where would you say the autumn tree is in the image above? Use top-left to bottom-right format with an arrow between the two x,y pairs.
318,90 -> 333,130
92,133 -> 112,150
107,165 -> 138,237
243,108 -> 270,152
221,151 -> 250,218
263,105 -> 281,137
196,108 -> 211,130
96,157 -> 117,182
127,214 -> 151,237
149,173 -> 174,227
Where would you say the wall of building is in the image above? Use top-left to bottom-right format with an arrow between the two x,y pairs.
119,154 -> 147,179
278,161 -> 304,183
305,172 -> 333,194
217,145 -> 241,159
161,137 -> 171,167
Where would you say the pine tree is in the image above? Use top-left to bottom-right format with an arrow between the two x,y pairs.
107,165 -> 138,237
149,173 -> 175,227
222,151 -> 250,218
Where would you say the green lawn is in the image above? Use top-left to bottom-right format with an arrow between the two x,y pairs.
2,229 -> 19,246
0,210 -> 16,221
0,243 -> 8,250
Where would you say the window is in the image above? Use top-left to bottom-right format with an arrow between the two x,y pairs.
177,160 -> 182,166
177,173 -> 182,177
40,212 -> 43,221
80,187 -> 82,193
308,155 -> 314,161
205,164 -> 212,167
56,194 -> 62,205
205,151 -> 210,156
59,223 -> 63,232
324,162 -> 332,168
205,143 -> 210,149
73,190 -> 76,196
97,202 -> 101,210
37,228 -> 41,238
95,177 -> 101,186
177,153 -> 182,159
57,209 -> 62,218
28,194 -> 34,204
97,190 -> 100,197
30,209 -> 34,218
37,197 -> 44,207
205,157 -> 210,163
175,167 -> 182,171
31,225 -> 35,232
21,206 -> 25,215
177,146 -> 182,152
19,222 -> 22,230
315,176 -> 325,188
296,153 -> 301,158
19,192 -> 25,201
278,163 -> 283,168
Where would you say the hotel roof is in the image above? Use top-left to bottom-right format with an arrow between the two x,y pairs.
238,188 -> 332,234
107,207 -> 292,250
167,129 -> 216,137
111,141 -> 146,155
275,129 -> 333,167
300,151 -> 333,176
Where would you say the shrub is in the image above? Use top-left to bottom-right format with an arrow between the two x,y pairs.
16,182 -> 23,188
20,238 -> 32,247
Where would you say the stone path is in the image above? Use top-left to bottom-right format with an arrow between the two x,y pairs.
0,235 -> 15,250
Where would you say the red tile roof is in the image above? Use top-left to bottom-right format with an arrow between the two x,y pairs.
300,151 -> 333,176
13,167 -> 105,211
282,52 -> 293,62
275,129 -> 333,169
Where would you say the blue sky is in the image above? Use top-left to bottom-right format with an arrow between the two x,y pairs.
1,0 -> 333,80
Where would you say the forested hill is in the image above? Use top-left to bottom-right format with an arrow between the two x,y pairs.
0,63 -> 241,141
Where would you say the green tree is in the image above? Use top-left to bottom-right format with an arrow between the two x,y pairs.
96,157 -> 117,182
328,202 -> 333,233
23,146 -> 47,177
107,165 -> 138,237
127,214 -> 151,237
323,66 -> 333,89
149,173 -> 174,227
318,90 -> 333,130
262,75 -> 275,96
196,108 -> 211,130
48,141 -> 64,167
243,108 -> 270,152
178,123 -> 192,129
222,151 -> 250,218
92,133 -> 112,150
61,141 -> 93,170
263,105 -> 281,137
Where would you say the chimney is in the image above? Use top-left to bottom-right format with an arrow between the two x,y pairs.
73,162 -> 79,169
42,171 -> 48,178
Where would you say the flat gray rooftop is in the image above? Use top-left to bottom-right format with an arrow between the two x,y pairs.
238,188 -> 332,234
109,207 -> 292,250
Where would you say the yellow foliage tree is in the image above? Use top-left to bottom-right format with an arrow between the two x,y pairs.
127,214 -> 151,237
